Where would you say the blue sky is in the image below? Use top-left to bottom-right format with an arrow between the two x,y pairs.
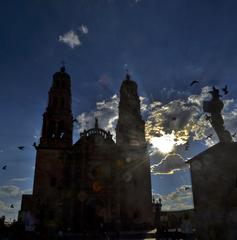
1,0 -> 237,220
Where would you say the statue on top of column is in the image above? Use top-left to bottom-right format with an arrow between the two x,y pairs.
203,86 -> 232,143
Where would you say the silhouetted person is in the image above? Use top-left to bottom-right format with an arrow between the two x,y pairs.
24,211 -> 37,239
180,214 -> 193,240
0,216 -> 7,238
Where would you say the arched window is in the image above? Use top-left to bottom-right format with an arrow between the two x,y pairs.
60,98 -> 65,110
48,121 -> 56,139
55,79 -> 60,88
54,97 -> 58,107
61,80 -> 66,88
57,121 -> 65,139
50,177 -> 56,187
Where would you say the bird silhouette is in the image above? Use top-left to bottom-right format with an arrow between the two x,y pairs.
206,134 -> 213,139
232,130 -> 237,138
205,114 -> 211,121
10,204 -> 14,208
2,165 -> 7,170
190,80 -> 199,86
32,142 -> 37,150
18,146 -> 25,150
73,118 -> 78,123
222,85 -> 228,95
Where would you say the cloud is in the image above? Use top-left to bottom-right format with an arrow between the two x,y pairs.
151,154 -> 189,175
76,94 -> 149,141
146,86 -> 237,150
0,185 -> 22,199
161,87 -> 189,99
10,177 -> 30,182
77,95 -> 119,139
76,86 -> 237,158
145,87 -> 210,147
59,30 -> 81,48
79,24 -> 89,34
153,185 -> 194,211
0,185 -> 23,220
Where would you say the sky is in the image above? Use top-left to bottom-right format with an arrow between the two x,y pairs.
1,0 -> 237,221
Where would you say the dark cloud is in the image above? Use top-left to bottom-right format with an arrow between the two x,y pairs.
151,154 -> 189,175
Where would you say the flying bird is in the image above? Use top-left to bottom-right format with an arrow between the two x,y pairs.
18,146 -> 25,150
206,134 -> 213,140
190,80 -> 199,86
73,118 -> 78,123
2,165 -> 7,170
205,115 -> 211,121
10,204 -> 14,208
32,142 -> 37,150
222,85 -> 228,95
232,130 -> 237,138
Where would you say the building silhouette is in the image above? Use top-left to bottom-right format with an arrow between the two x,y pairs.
19,67 -> 153,231
188,143 -> 237,239
189,90 -> 237,239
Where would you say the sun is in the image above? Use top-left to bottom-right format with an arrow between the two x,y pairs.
151,135 -> 175,154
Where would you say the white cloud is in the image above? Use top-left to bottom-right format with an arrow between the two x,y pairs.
0,185 -> 24,221
146,86 -> 237,150
76,86 -> 237,160
59,30 -> 81,48
10,177 -> 30,182
77,95 -> 119,139
151,154 -> 189,175
0,185 -> 22,199
153,185 -> 194,211
79,24 -> 89,34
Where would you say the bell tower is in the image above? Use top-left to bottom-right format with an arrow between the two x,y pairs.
32,66 -> 73,228
39,66 -> 73,148
116,73 -> 153,228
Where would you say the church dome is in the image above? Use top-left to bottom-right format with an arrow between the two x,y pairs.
73,118 -> 115,150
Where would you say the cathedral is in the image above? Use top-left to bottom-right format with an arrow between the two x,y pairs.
19,66 -> 153,231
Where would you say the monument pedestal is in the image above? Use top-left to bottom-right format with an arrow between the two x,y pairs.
188,142 -> 237,240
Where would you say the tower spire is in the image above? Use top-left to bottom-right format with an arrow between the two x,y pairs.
95,117 -> 99,129
61,61 -> 66,72
39,67 -> 73,148
125,69 -> 131,81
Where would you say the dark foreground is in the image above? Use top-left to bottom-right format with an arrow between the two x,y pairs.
0,228 -> 196,240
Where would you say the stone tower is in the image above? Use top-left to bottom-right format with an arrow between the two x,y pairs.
116,73 -> 153,228
32,66 -> 73,228
39,66 -> 73,149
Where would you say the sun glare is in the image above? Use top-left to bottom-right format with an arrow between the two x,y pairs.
151,135 -> 175,154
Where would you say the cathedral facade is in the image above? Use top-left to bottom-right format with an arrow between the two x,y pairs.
19,67 -> 153,231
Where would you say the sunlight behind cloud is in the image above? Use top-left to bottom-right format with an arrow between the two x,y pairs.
151,135 -> 175,154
